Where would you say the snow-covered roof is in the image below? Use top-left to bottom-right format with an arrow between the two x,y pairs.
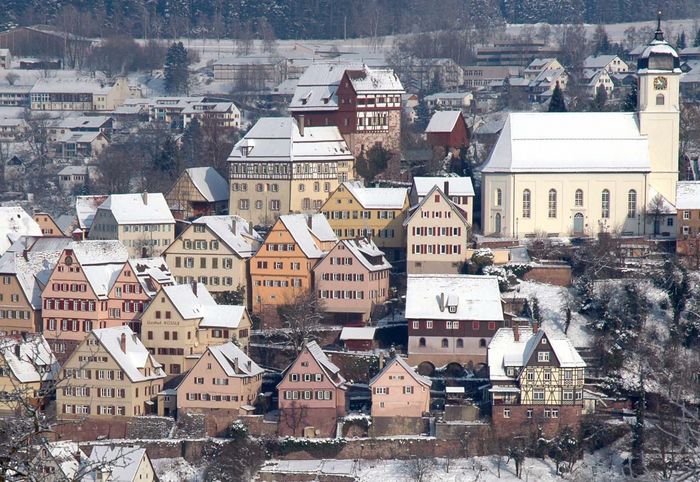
92,325 -> 165,382
676,181 -> 700,209
345,67 -> 404,94
340,238 -> 392,272
290,62 -> 363,112
180,102 -> 237,115
412,176 -> 475,198
207,342 -> 264,378
228,117 -> 353,164
76,195 -> 109,230
57,131 -> 104,144
128,257 -> 174,297
339,326 -> 376,341
57,115 -> 111,130
191,215 -> 261,258
67,240 -> 129,298
583,55 -> 622,69
47,442 -> 86,480
369,356 -> 431,388
58,165 -> 89,176
424,91 -> 472,101
0,248 -> 65,308
162,283 -> 216,320
88,445 -> 148,482
482,112 -> 651,173
342,181 -> 408,209
30,78 -> 113,94
305,340 -> 346,387
0,206 -> 42,255
647,185 -> 677,214
425,110 -> 462,133
445,386 -> 465,394
98,193 -> 175,225
278,213 -> 337,258
405,274 -> 503,321
487,327 -> 585,382
185,167 -> 229,202
403,185 -> 470,227
637,39 -> 682,74
199,304 -> 248,329
0,335 -> 58,383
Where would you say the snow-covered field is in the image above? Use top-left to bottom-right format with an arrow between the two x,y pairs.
511,281 -> 592,348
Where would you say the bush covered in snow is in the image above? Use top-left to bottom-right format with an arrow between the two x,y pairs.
266,436 -> 347,457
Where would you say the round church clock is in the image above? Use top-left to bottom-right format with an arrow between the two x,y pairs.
653,76 -> 667,90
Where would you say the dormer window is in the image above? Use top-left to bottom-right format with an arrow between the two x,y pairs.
448,305 -> 457,314
506,367 -> 514,377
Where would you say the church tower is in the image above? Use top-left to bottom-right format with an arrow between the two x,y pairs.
637,14 -> 681,204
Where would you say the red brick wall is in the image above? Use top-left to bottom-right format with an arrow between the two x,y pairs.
491,405 -> 582,439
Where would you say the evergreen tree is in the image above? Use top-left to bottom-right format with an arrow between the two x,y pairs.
593,25 -> 611,54
153,136 -> 179,176
590,85 -> 608,111
548,83 -> 567,112
694,28 -> 700,47
677,31 -> 687,50
622,83 -> 638,112
164,42 -> 189,94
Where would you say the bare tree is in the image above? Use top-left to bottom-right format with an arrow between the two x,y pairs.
276,290 -> 325,352
401,456 -> 436,482
646,193 -> 673,237
281,401 -> 309,437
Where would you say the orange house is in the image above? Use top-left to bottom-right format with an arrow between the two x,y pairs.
250,214 -> 337,327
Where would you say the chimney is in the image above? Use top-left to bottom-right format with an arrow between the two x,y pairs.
120,333 -> 126,353
72,229 -> 84,241
22,249 -> 28,261
191,281 -> 198,297
378,351 -> 385,370
443,181 -> 450,197
231,220 -> 237,235
306,214 -> 313,229
513,324 -> 520,342
141,246 -> 148,258
142,191 -> 148,205
298,115 -> 305,136
532,320 -> 539,333
14,343 -> 21,358
233,357 -> 239,373
439,292 -> 445,312
246,360 -> 252,371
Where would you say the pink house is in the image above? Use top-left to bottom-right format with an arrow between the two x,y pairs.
369,356 -> 431,418
176,341 -> 263,433
277,341 -> 347,437
313,238 -> 392,325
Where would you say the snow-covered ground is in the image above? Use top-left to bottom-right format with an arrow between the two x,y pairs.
152,457 -> 204,482
511,281 -> 592,348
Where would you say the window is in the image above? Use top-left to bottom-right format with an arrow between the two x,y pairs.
563,390 -> 574,401
412,321 -> 419,329
479,339 -> 486,348
239,199 -> 249,210
456,339 -> 464,348
601,189 -> 610,218
533,389 -> 545,401
419,337 -> 426,347
526,371 -> 534,381
537,351 -> 550,362
441,338 -> 448,348
503,408 -> 511,418
627,190 -> 637,218
564,369 -> 572,380
684,210 -> 690,220
552,408 -> 559,418
543,370 -> 551,381
522,189 -> 531,218
548,189 -> 557,218
404,386 -> 414,394
656,93 -> 665,105
426,320 -> 433,329
495,188 -> 502,207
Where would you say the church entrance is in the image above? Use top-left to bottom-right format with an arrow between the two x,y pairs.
494,213 -> 501,235
573,213 -> 584,235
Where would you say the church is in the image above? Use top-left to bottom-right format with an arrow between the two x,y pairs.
481,23 -> 680,238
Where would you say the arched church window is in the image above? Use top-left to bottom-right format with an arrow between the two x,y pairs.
628,190 -> 637,218
495,188 -> 502,207
522,190 -> 531,218
548,189 -> 557,218
656,94 -> 665,106
601,190 -> 610,218
575,189 -> 584,207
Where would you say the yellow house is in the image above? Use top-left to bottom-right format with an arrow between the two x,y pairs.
56,326 -> 166,418
163,215 -> 262,295
0,334 -> 58,413
140,283 -> 253,377
320,181 -> 409,262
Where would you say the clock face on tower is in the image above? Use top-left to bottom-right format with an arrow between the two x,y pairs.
653,76 -> 668,90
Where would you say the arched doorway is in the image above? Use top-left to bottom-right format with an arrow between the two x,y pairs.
494,213 -> 501,235
573,213 -> 584,234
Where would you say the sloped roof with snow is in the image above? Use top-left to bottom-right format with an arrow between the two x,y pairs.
128,257 -> 174,296
676,181 -> 700,209
98,193 -> 174,225
185,167 -> 229,202
412,176 -> 475,197
76,195 -> 109,230
199,304 -> 247,329
583,55 -> 622,69
0,206 -> 41,255
207,342 -> 264,378
93,325 -> 165,382
279,213 -> 337,258
369,355 -> 431,388
406,274 -> 503,321
0,335 -> 58,383
425,111 -> 462,133
345,67 -> 404,94
162,283 -> 216,320
342,181 -> 408,209
87,445 -> 148,482
340,238 -> 391,272
482,112 -> 651,173
648,185 -> 677,214
192,215 -> 261,258
305,340 -> 346,387
0,249 -> 64,308
67,240 -> 129,298
47,442 -> 86,480
289,62 -> 362,112
58,165 -> 89,176
228,117 -> 353,163
339,326 -> 376,341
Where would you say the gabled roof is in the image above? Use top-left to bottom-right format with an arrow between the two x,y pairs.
127,257 -> 174,297
676,181 -> 700,209
184,167 -> 229,202
405,274 -> 503,321
583,54 -> 622,69
199,304 -> 248,329
191,215 -> 261,258
88,445 -> 149,482
339,326 -> 376,341
207,342 -> 264,378
342,181 -> 408,209
64,241 -> 129,299
337,238 -> 392,272
412,176 -> 475,198
289,62 -> 363,112
46,442 -> 86,480
76,195 -> 109,230
97,193 -> 174,225
345,67 -> 404,94
0,248 -> 64,308
482,112 -> 651,173
278,213 -> 337,259
369,356 -> 432,388
0,206 -> 41,255
161,283 -> 216,320
305,340 -> 346,388
426,111 -> 462,133
92,325 -> 165,383
403,185 -> 470,227
0,335 -> 58,383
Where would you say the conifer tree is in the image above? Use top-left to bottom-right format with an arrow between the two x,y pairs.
548,83 -> 567,112
591,85 -> 608,111
164,42 -> 189,94
677,31 -> 687,50
694,28 -> 700,47
622,83 -> 638,112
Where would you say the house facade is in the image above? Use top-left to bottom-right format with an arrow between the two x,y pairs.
277,341 -> 347,437
29,77 -> 131,111
163,215 -> 261,294
487,325 -> 586,438
165,167 -> 230,220
406,274 -> 505,369
250,214 -> 337,325
369,355 -> 431,418
227,117 -> 355,226
404,185 -> 471,275
320,181 -> 409,263
56,326 -> 166,418
425,111 -> 470,150
314,238 -> 391,324
676,181 -> 700,261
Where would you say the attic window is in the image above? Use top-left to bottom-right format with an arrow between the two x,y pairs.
541,338 -> 547,344
448,305 -> 457,314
